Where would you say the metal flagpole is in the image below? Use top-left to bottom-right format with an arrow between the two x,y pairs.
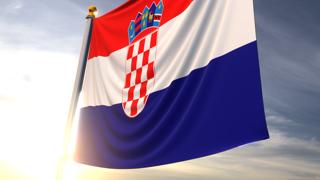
56,6 -> 97,180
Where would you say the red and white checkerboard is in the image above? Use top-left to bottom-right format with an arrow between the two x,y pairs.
122,30 -> 158,117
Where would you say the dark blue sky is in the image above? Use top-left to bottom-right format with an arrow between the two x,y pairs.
0,0 -> 319,179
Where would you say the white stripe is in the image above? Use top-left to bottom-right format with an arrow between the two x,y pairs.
130,71 -> 136,86
122,88 -> 129,102
82,0 -> 256,107
137,53 -> 144,69
141,65 -> 149,83
133,83 -> 141,100
82,48 -> 126,106
149,47 -> 156,62
144,34 -> 151,51
133,42 -> 139,57
126,58 -> 132,73
146,78 -> 154,95
137,98 -> 146,110
124,101 -> 132,114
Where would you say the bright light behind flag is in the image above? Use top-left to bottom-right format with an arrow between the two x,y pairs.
0,49 -> 77,180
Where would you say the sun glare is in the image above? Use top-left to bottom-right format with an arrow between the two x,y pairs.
0,49 -> 78,180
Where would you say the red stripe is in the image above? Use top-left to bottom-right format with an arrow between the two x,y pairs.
88,0 -> 193,60
135,68 -> 142,84
127,45 -> 134,60
131,28 -> 156,44
147,62 -> 154,79
135,24 -> 141,31
150,31 -> 158,48
143,50 -> 149,66
154,15 -> 161,21
144,95 -> 148,104
135,16 -> 142,22
140,81 -> 147,97
128,86 -> 135,101
125,73 -> 131,88
130,99 -> 139,116
123,102 -> 127,108
138,38 -> 145,54
131,56 -> 137,71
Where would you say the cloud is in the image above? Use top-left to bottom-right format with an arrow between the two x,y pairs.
4,0 -> 23,13
0,1 -> 86,53
254,0 -> 320,141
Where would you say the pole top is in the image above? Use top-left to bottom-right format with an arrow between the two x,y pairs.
87,6 -> 98,18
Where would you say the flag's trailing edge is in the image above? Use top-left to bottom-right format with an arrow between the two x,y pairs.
75,0 -> 269,169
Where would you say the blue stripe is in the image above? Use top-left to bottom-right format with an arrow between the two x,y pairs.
75,42 -> 269,169
153,21 -> 160,26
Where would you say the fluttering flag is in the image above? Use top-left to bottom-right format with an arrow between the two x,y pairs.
74,0 -> 269,169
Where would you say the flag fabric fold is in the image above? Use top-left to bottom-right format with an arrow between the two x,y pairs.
74,0 -> 269,169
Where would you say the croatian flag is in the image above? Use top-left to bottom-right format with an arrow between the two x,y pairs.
75,0 -> 269,169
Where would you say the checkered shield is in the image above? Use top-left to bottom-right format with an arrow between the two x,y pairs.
122,31 -> 158,117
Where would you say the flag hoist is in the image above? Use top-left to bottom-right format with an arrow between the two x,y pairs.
55,5 -> 97,180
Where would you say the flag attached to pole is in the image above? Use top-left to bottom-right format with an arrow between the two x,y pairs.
75,0 -> 269,169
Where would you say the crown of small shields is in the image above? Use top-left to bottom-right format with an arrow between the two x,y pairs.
128,1 -> 164,43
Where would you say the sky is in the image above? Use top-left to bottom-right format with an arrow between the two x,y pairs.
0,0 -> 319,179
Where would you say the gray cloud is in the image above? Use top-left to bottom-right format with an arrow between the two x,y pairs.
0,0 -> 122,53
254,0 -> 320,139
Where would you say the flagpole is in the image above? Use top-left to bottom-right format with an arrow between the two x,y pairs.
56,6 -> 97,180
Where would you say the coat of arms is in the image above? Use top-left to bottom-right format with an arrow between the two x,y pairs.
122,1 -> 164,117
